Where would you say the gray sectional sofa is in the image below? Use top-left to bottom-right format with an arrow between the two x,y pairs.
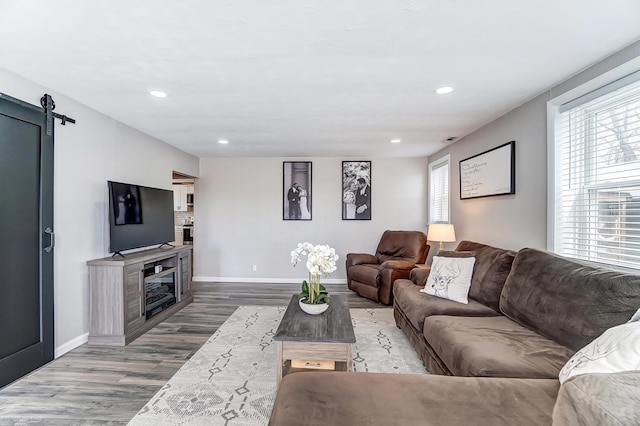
269,242 -> 640,425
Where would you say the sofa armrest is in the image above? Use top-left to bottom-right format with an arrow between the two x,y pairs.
409,267 -> 431,286
381,259 -> 414,271
346,253 -> 378,267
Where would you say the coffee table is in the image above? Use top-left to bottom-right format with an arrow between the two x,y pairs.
274,294 -> 356,386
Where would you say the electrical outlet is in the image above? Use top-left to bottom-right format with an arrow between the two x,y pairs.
252,264 -> 257,272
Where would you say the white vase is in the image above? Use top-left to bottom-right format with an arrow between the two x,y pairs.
299,298 -> 329,315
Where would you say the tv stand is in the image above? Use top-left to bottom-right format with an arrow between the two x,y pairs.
158,242 -> 174,249
87,246 -> 193,346
111,251 -> 126,258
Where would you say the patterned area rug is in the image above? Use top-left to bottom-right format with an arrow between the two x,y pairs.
128,306 -> 428,426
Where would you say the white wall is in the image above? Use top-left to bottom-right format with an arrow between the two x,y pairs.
194,157 -> 428,282
427,41 -> 640,255
0,68 -> 199,356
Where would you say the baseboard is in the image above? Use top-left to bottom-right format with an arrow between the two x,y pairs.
193,276 -> 347,284
55,332 -> 88,358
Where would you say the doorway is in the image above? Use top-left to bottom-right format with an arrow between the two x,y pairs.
0,94 -> 54,388
172,171 -> 195,274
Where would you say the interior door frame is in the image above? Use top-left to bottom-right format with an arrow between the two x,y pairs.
0,93 -> 54,387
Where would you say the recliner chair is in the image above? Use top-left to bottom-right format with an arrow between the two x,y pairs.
346,230 -> 429,305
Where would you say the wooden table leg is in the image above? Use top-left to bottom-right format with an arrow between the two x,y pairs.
276,341 -> 283,386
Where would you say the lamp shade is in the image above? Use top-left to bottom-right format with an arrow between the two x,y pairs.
427,223 -> 456,243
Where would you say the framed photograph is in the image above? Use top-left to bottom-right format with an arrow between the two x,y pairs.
342,161 -> 371,220
283,161 -> 312,220
459,141 -> 515,200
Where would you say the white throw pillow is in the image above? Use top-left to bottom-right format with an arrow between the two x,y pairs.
558,321 -> 640,384
628,308 -> 640,323
420,256 -> 475,304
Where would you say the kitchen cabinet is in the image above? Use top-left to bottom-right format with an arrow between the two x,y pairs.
173,184 -> 194,211
174,226 -> 183,245
173,184 -> 186,211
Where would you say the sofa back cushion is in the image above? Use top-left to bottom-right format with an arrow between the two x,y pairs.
375,230 -> 428,264
500,248 -> 640,351
455,241 -> 516,311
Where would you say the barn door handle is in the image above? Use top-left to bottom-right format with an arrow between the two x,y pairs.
44,227 -> 55,253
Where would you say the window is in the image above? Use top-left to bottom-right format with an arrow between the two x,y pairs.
429,155 -> 450,223
554,77 -> 640,270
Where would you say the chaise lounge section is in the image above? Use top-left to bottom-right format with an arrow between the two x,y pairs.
270,372 -> 560,426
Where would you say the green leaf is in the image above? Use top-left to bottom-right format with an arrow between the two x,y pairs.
298,279 -> 330,304
317,294 -> 330,304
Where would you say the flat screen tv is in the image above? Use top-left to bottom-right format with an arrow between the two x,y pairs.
108,181 -> 175,255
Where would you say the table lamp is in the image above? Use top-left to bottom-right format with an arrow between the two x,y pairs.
427,223 -> 456,252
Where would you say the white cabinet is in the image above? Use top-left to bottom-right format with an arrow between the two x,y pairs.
173,184 -> 185,211
174,226 -> 184,245
173,184 -> 194,212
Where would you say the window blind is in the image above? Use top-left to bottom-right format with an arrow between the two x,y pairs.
555,78 -> 640,270
429,156 -> 449,223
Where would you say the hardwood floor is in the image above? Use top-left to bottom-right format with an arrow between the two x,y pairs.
0,282 -> 385,425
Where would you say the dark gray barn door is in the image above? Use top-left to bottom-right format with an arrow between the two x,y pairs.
0,94 -> 54,388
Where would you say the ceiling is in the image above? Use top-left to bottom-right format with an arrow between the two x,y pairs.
1,1 -> 639,158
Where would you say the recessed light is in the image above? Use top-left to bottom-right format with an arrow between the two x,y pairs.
390,139 -> 401,144
150,90 -> 168,98
218,140 -> 229,144
435,86 -> 454,95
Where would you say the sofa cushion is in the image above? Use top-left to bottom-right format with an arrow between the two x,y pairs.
455,241 -> 516,310
393,279 -> 499,332
552,372 -> 640,426
559,321 -> 640,384
423,315 -> 575,378
269,372 -> 560,426
422,255 -> 475,304
499,248 -> 640,351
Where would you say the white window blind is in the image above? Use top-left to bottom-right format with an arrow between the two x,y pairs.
429,155 -> 450,223
555,78 -> 640,270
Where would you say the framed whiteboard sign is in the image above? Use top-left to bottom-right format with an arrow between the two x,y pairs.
459,141 -> 515,200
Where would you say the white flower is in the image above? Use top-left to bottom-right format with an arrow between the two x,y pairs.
343,191 -> 355,204
291,242 -> 339,276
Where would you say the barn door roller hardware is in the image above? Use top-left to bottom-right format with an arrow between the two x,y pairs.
40,94 -> 76,135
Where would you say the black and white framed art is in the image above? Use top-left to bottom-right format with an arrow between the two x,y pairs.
283,161 -> 312,220
342,161 -> 371,220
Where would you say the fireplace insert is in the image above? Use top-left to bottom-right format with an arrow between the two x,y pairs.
145,270 -> 176,319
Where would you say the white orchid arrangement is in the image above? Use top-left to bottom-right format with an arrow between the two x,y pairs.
291,242 -> 339,304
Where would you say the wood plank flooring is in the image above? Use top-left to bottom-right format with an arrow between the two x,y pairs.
0,282 -> 385,425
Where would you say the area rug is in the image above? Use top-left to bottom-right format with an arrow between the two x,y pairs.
128,306 -> 428,426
